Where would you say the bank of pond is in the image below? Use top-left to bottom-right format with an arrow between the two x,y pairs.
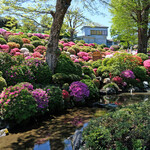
0,93 -> 150,150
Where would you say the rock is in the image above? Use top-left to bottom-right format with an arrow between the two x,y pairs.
20,48 -> 29,53
0,128 -> 9,137
106,87 -> 117,94
143,81 -> 149,89
128,87 -> 140,92
103,78 -> 111,84
72,130 -> 83,150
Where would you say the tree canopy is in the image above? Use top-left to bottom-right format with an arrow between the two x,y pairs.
110,0 -> 150,53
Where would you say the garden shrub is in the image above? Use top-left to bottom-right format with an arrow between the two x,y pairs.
31,40 -> 44,48
22,44 -> 35,52
136,53 -> 149,62
0,85 -> 37,123
22,38 -> 30,44
81,79 -> 99,100
82,74 -> 91,79
34,45 -> 46,54
44,86 -> 64,113
23,58 -> 52,85
67,48 -> 76,54
69,81 -> 90,101
0,52 -> 14,77
55,54 -> 82,76
0,76 -> 7,92
110,45 -> 120,51
8,35 -> 23,47
97,66 -> 111,76
0,38 -> 7,44
83,100 -> 150,150
103,82 -> 120,91
11,55 -> 25,66
71,45 -> 80,53
32,89 -> 49,113
30,36 -> 40,41
82,66 -> 94,76
52,73 -> 80,85
79,40 -> 85,44
133,66 -> 147,81
5,64 -> 35,85
7,42 -> 20,49
62,83 -> 69,91
91,59 -> 102,68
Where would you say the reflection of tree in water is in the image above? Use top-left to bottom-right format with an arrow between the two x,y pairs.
102,94 -> 149,106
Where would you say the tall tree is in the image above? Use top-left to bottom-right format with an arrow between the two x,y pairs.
65,7 -> 92,41
1,0 -> 108,72
110,0 -> 150,53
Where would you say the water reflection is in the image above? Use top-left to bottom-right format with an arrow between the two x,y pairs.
33,140 -> 50,150
0,93 -> 149,150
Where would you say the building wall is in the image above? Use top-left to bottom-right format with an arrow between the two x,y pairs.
81,27 -> 108,45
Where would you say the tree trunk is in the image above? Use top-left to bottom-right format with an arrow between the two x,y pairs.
137,8 -> 149,54
138,27 -> 148,54
46,0 -> 71,73
70,29 -> 74,41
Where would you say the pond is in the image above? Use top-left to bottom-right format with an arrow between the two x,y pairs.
0,93 -> 149,150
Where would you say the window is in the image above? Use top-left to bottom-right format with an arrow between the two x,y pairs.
90,30 -> 107,35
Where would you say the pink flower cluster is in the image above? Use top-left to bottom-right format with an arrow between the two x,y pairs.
77,52 -> 91,61
112,76 -> 123,85
32,52 -> 42,58
0,44 -> 9,52
143,59 -> 150,70
10,48 -> 21,56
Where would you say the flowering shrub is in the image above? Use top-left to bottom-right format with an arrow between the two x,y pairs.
10,48 -> 21,56
55,54 -> 82,76
32,89 -> 49,111
23,58 -> 52,84
22,38 -> 30,44
62,90 -> 70,100
8,35 -> 23,48
30,35 -> 40,41
32,52 -> 42,58
22,43 -> 35,52
0,44 -> 9,53
34,45 -> 46,55
112,76 -> 123,85
82,66 -> 94,76
69,81 -> 90,101
5,64 -> 35,85
0,85 -> 37,123
31,40 -> 44,48
7,42 -> 20,49
0,38 -> 7,44
120,70 -> 135,79
81,79 -> 99,100
44,86 -> 64,113
143,59 -> 150,70
0,76 -> 7,92
136,53 -> 148,62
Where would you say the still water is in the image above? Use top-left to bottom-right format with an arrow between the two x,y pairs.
0,93 -> 149,150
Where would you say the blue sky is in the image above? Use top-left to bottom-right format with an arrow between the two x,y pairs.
72,1 -> 112,39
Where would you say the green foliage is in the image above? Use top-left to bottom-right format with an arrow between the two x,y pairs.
52,73 -> 80,85
0,52 -> 14,78
55,54 -> 82,76
91,59 -> 102,68
8,35 -> 23,48
103,82 -> 120,91
62,83 -> 69,91
11,55 -> 25,66
0,87 -> 37,123
110,45 -> 120,51
22,43 -> 35,52
44,86 -> 64,113
81,79 -> 99,100
5,64 -> 35,86
136,53 -> 149,62
31,40 -> 44,48
133,66 -> 147,81
83,100 -> 150,149
82,66 -> 94,76
23,58 -> 52,85
0,38 -> 7,44
97,66 -> 111,76
82,75 -> 91,79
30,35 -> 40,41
0,76 -> 7,91
79,40 -> 85,44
